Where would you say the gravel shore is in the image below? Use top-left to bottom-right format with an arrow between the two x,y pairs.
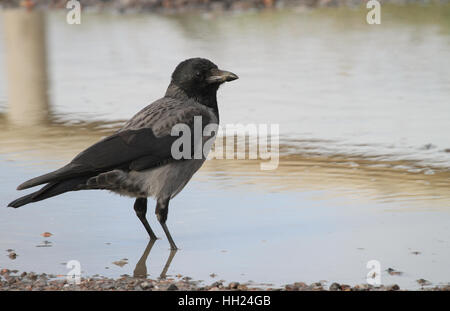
1,269 -> 449,291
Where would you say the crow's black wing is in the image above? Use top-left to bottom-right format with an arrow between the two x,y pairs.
17,128 -> 179,190
72,128 -> 177,170
16,102 -> 215,191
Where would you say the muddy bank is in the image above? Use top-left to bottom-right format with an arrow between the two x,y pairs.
1,269 -> 449,291
1,0 -> 448,13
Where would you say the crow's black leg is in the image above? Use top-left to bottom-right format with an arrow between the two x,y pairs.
134,198 -> 157,240
155,198 -> 178,250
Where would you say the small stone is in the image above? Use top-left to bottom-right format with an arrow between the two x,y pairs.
386,284 -> 400,291
39,273 -> 48,280
360,284 -> 370,290
285,284 -> 298,291
100,283 -> 115,290
167,284 -> 178,291
386,268 -> 403,276
112,260 -> 128,267
329,283 -> 341,291
312,286 -> 323,291
229,282 -> 239,289
293,282 -> 307,288
35,280 -> 48,287
27,273 -> 38,281
417,279 -> 431,286
211,281 -> 223,288
8,252 -> 17,259
140,281 -> 152,290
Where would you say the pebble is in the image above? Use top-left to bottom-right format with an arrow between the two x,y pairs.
386,268 -> 402,276
229,282 -> 239,289
8,252 -> 17,259
329,282 -> 341,291
417,279 -> 431,286
386,284 -> 400,291
140,281 -> 152,290
112,260 -> 128,267
101,283 -> 115,290
285,284 -> 298,291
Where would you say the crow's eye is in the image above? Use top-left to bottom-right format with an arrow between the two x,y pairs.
195,71 -> 202,78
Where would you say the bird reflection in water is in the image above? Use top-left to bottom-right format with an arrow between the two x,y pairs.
133,240 -> 178,279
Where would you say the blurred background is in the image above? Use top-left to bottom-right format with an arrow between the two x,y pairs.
0,0 -> 449,289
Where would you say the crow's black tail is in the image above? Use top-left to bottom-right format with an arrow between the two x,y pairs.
8,177 -> 90,208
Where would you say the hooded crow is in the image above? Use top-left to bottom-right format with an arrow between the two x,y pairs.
8,58 -> 238,250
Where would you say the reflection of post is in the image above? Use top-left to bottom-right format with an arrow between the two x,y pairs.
3,9 -> 49,126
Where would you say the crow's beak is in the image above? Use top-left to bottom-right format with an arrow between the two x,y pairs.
206,68 -> 239,84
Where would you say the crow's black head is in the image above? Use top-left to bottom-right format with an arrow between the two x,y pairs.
170,58 -> 238,98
